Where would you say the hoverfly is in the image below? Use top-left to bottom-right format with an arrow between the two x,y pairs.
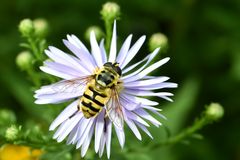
52,62 -> 124,128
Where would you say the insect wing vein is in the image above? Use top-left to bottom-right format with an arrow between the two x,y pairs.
106,88 -> 124,129
51,76 -> 93,93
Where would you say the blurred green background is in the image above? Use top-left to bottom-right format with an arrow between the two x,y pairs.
0,0 -> 240,160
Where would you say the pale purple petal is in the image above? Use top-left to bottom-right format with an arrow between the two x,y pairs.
76,118 -> 94,149
81,125 -> 94,157
123,89 -> 173,100
40,66 -> 75,80
99,132 -> 106,158
126,82 -> 178,90
108,20 -> 117,62
125,110 -> 149,127
124,113 -> 142,140
44,61 -> 87,78
123,57 -> 170,83
124,76 -> 169,88
90,31 -> 104,66
53,112 -> 81,141
121,48 -> 160,81
56,112 -> 82,142
116,34 -> 132,64
67,34 -> 89,53
49,100 -> 78,131
134,108 -> 161,127
114,126 -> 125,148
34,80 -> 84,104
100,39 -> 107,63
120,93 -> 159,106
135,122 -> 153,139
106,119 -> 112,159
63,39 -> 96,72
67,119 -> 83,144
95,110 -> 105,152
46,46 -> 90,73
120,35 -> 146,69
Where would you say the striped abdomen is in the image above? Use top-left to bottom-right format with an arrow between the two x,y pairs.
80,82 -> 109,118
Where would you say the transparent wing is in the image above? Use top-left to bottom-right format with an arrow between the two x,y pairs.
106,88 -> 124,129
51,75 -> 94,94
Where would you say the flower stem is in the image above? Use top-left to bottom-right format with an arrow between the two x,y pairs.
104,20 -> 113,55
149,103 -> 224,150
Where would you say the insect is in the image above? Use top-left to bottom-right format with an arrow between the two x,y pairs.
52,62 -> 124,128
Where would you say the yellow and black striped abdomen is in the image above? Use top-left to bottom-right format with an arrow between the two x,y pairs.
80,82 -> 109,118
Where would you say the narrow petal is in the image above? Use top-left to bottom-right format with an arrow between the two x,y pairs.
46,46 -> 89,72
90,31 -> 104,66
49,100 -> 78,131
134,108 -> 161,127
57,112 -> 82,142
34,80 -> 84,105
123,89 -> 173,99
81,125 -> 94,157
67,119 -> 83,144
63,39 -> 96,72
40,66 -> 75,80
124,57 -> 170,83
44,61 -> 88,77
114,126 -> 125,148
99,132 -> 106,158
121,48 -> 160,82
76,118 -> 95,149
135,122 -> 153,139
106,119 -> 112,159
67,34 -> 89,53
125,109 -> 149,127
95,110 -> 105,152
108,20 -> 117,62
100,39 -> 107,63
126,82 -> 178,90
124,77 -> 169,88
120,35 -> 146,69
124,115 -> 142,140
120,92 -> 159,106
116,34 -> 132,64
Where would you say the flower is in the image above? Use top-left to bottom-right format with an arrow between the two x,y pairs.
34,21 -> 177,158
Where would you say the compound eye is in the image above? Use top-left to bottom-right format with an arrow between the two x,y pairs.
101,70 -> 106,73
114,66 -> 122,76
110,75 -> 114,79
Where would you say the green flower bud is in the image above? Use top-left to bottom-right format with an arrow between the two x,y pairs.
206,103 -> 224,121
16,51 -> 33,70
19,19 -> 34,37
100,2 -> 120,21
0,109 -> 16,126
5,125 -> 21,141
149,33 -> 168,52
33,18 -> 49,38
85,26 -> 104,41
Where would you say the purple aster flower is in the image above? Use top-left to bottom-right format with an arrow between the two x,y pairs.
34,21 -> 177,158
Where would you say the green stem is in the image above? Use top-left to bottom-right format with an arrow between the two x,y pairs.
149,117 -> 208,150
104,20 -> 113,55
26,67 -> 41,87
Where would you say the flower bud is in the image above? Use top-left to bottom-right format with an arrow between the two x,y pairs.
19,19 -> 34,37
16,51 -> 33,70
33,18 -> 49,38
206,103 -> 224,121
149,33 -> 168,52
100,2 -> 120,21
0,109 -> 16,126
85,26 -> 104,41
5,125 -> 21,141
